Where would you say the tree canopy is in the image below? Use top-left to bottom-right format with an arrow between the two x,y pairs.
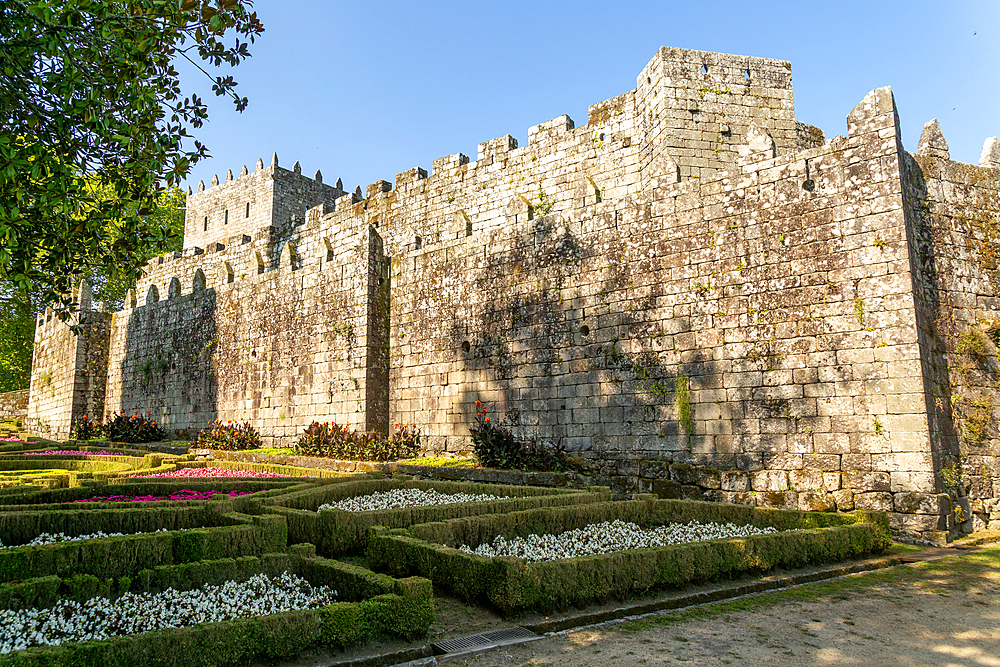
0,184 -> 186,392
0,0 -> 263,319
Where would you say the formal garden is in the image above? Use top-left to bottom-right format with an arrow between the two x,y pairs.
0,413 -> 904,666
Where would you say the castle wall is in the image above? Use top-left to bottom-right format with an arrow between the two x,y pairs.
634,47 -> 799,184
0,390 -> 29,422
24,46 -> 999,543
26,285 -> 111,440
104,209 -> 388,444
387,86 -> 959,543
182,161 -> 344,251
903,150 -> 1000,533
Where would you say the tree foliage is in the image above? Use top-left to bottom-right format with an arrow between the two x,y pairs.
0,0 -> 263,319
0,185 -> 185,392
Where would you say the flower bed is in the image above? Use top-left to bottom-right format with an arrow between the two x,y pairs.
318,488 -> 509,512
0,479 -> 305,509
1,571 -> 337,654
366,496 -> 892,616
133,466 -> 316,479
0,548 -> 433,666
263,477 -> 611,557
461,519 -> 780,561
0,528 -> 171,550
25,451 -> 119,456
69,489 -> 255,503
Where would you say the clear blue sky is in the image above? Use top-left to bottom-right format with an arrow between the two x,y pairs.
180,0 -> 999,194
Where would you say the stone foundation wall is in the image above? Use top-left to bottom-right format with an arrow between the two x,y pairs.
0,390 -> 28,422
904,147 -> 1000,535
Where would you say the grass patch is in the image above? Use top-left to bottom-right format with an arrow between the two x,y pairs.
397,457 -> 479,469
617,543 -> 1000,632
248,447 -> 299,456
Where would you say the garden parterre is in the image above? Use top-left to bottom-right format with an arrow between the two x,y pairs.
318,487 -> 510,512
460,519 -> 781,561
0,571 -> 337,654
0,448 -> 897,664
0,471 -> 435,665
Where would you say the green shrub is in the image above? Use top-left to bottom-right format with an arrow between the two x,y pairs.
71,416 -> 103,441
192,420 -> 263,451
469,401 -> 564,472
295,422 -> 420,462
102,411 -> 166,443
366,498 -> 892,617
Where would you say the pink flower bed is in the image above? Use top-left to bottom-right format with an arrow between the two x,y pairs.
69,489 -> 255,504
134,466 -> 315,479
0,437 -> 25,442
26,450 -> 118,456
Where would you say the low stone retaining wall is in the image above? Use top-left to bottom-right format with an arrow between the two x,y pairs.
0,389 -> 28,422
200,449 -> 980,546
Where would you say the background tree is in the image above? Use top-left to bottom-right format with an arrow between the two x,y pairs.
0,0 -> 263,321
0,185 -> 185,391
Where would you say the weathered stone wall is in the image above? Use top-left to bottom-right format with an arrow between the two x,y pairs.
0,390 -> 28,422
26,283 -> 110,439
104,208 -> 388,444
386,86 -> 960,543
902,138 -> 1000,534
182,159 -> 344,252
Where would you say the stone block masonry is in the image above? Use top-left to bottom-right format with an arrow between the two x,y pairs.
0,390 -> 28,422
26,46 -> 1000,543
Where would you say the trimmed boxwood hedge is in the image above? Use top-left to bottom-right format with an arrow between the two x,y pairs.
0,549 -> 434,666
125,459 -> 349,480
366,496 -> 892,616
0,512 -> 287,581
0,479 -> 306,509
262,477 -> 610,557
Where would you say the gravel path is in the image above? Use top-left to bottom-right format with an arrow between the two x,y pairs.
449,545 -> 1000,667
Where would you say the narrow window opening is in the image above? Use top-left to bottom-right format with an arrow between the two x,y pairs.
203,216 -> 208,232
700,64 -> 708,74
224,209 -> 229,225
743,69 -> 751,80
245,202 -> 250,218
461,341 -> 470,353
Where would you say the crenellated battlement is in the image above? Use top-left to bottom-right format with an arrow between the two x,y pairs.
181,152 -> 345,252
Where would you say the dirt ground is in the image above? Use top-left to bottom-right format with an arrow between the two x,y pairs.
447,545 -> 1000,667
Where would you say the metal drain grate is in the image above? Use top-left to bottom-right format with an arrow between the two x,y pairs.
433,626 -> 541,656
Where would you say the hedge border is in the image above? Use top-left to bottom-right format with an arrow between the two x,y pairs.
0,549 -> 433,667
123,459 -> 349,480
0,479 -> 307,509
263,478 -> 609,557
0,511 -> 287,582
366,496 -> 892,616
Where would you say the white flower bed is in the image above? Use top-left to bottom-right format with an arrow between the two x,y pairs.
1,529 -> 161,550
0,528 -> 206,550
318,487 -> 509,513
460,519 -> 780,562
0,572 -> 337,654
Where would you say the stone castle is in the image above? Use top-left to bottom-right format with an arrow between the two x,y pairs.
25,47 -> 1000,543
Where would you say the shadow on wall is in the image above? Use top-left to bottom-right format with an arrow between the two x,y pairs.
902,153 -> 963,496
438,200 -> 751,471
118,275 -> 219,438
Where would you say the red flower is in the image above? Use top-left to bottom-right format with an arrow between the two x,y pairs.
475,400 -> 481,406
485,417 -> 490,422
482,407 -> 487,414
